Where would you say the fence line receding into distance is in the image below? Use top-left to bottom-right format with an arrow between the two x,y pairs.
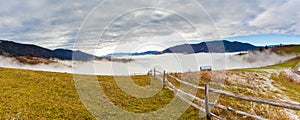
147,69 -> 300,120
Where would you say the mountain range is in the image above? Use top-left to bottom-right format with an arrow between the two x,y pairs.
53,49 -> 94,60
162,40 -> 259,53
105,51 -> 160,57
0,40 -> 94,60
105,41 -> 260,56
0,39 -> 262,60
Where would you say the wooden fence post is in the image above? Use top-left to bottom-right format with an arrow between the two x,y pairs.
153,68 -> 156,78
147,70 -> 151,75
163,70 -> 166,88
205,84 -> 212,120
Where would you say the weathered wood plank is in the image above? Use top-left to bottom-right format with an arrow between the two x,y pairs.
167,74 -> 300,111
205,84 -> 212,120
166,80 -> 268,120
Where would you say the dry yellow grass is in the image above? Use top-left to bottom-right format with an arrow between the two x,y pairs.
0,68 -> 299,119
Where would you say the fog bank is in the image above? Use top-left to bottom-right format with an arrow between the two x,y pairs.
0,52 -> 296,75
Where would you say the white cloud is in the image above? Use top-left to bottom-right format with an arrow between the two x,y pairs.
0,0 -> 299,55
249,0 -> 300,34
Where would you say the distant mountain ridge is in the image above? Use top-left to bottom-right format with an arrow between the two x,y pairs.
0,40 -> 94,60
53,49 -> 95,60
105,51 -> 160,57
162,40 -> 259,53
0,40 -> 260,60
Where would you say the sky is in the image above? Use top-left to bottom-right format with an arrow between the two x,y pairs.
226,34 -> 300,46
0,0 -> 299,56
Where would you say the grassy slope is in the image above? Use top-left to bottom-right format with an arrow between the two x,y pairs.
271,45 -> 300,54
229,55 -> 300,118
232,56 -> 300,71
262,57 -> 300,69
270,72 -> 300,102
0,68 -> 93,119
0,68 -> 200,119
1,53 -> 300,119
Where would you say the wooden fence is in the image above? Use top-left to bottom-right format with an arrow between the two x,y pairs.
148,69 -> 300,120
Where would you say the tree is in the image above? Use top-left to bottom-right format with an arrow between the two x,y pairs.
265,45 -> 269,49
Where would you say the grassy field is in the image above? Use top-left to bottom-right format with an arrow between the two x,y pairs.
2,45 -> 300,119
231,56 -> 300,71
271,45 -> 300,54
0,68 -> 200,119
262,57 -> 300,69
0,68 -> 93,119
1,65 -> 299,119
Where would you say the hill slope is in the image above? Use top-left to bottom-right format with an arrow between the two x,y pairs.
53,49 -> 95,60
0,40 -> 94,60
0,40 -> 69,60
105,51 -> 160,57
270,45 -> 300,54
162,40 -> 259,53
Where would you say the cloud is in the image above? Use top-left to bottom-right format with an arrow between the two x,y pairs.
249,0 -> 300,34
0,0 -> 98,49
0,0 -> 299,55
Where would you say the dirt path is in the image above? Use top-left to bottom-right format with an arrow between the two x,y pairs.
257,70 -> 299,120
226,70 -> 300,120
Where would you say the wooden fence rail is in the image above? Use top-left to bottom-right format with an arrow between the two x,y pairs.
166,72 -> 300,111
150,68 -> 300,120
165,76 -> 267,120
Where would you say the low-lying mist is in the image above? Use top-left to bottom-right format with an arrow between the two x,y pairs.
0,51 -> 296,75
226,50 -> 295,69
0,56 -> 73,73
